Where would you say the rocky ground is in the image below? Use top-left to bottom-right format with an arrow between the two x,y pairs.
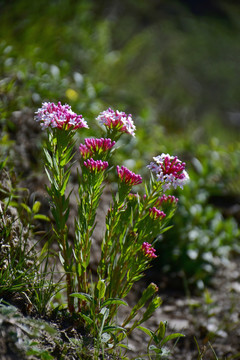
125,256 -> 240,359
0,108 -> 240,359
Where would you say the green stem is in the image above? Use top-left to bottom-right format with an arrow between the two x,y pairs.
60,225 -> 74,313
98,202 -> 120,279
76,190 -> 95,299
51,143 -> 74,311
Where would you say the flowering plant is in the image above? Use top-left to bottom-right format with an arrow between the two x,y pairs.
96,107 -> 136,137
35,102 -> 188,354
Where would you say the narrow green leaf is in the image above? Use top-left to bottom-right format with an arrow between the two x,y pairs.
144,183 -> 149,197
194,336 -> 202,356
123,283 -> 158,325
53,177 -> 59,191
0,157 -> 8,170
97,279 -> 106,300
79,313 -> 94,326
149,346 -> 163,354
43,148 -> 53,168
102,298 -> 128,307
136,326 -> 154,338
158,321 -> 166,340
141,296 -> 162,323
8,201 -> 18,208
60,150 -> 75,167
21,203 -> 32,214
32,201 -> 41,214
161,333 -> 185,346
116,344 -> 130,350
44,166 -> 53,185
53,157 -> 60,178
58,252 -> 65,266
70,292 -> 93,303
159,225 -> 174,234
103,325 -> 126,333
59,172 -> 71,196
33,214 -> 50,222
40,241 -> 51,257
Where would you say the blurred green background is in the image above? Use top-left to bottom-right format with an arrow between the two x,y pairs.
0,0 -> 240,288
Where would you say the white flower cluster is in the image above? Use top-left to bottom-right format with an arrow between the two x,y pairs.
96,108 -> 136,137
35,102 -> 88,130
147,153 -> 189,191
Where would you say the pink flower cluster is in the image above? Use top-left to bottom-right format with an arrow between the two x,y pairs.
83,158 -> 108,172
141,242 -> 157,259
117,166 -> 142,186
35,102 -> 88,130
149,207 -> 166,220
155,194 -> 179,207
96,108 -> 136,137
147,153 -> 189,191
79,138 -> 115,159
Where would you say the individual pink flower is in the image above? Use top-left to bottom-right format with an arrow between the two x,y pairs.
149,207 -> 166,220
35,101 -> 88,130
79,138 -> 115,159
117,165 -> 142,186
96,108 -> 136,137
155,194 -> 179,207
83,158 -> 108,173
141,242 -> 157,259
147,153 -> 189,191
